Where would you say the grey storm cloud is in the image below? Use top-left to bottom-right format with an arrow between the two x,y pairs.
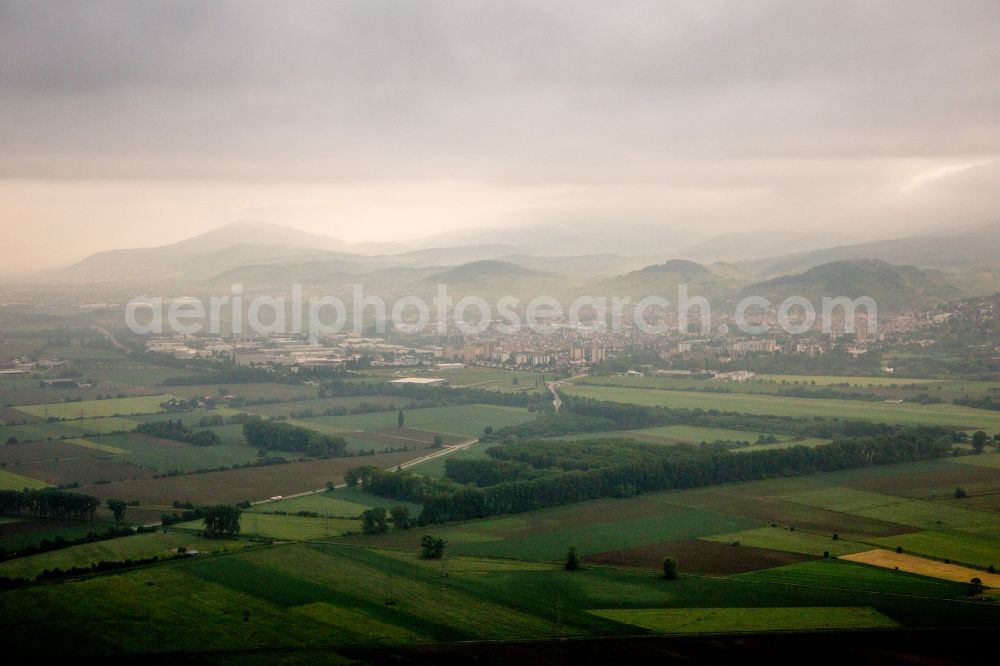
2,0 -> 999,182
1,1 -> 999,274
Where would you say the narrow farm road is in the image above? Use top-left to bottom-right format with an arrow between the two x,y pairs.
249,438 -> 478,507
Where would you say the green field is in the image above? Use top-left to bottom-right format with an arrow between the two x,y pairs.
15,395 -> 172,420
563,383 -> 1000,433
758,374 -> 940,387
591,606 -> 899,633
0,531 -> 253,580
0,518 -> 112,551
165,383 -> 319,401
63,437 -> 129,455
782,487 -> 1000,533
253,488 -> 422,517
1,542 -> 995,655
0,416 -> 139,442
175,512 -> 360,541
357,507 -> 762,561
368,367 -> 547,393
702,526 -> 869,558
242,395 -> 409,418
0,468 -> 50,490
292,403 -> 534,439
871,530 -> 1000,569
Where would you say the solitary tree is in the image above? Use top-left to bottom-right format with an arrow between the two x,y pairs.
565,545 -> 581,571
389,505 -> 411,530
955,486 -> 968,499
972,431 -> 988,453
420,534 -> 446,559
5,436 -> 17,445
106,498 -> 127,523
361,507 -> 388,535
397,409 -> 405,428
662,557 -> 678,580
432,435 -> 444,448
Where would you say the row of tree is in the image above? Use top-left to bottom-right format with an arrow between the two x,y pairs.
135,419 -> 221,446
0,488 -> 100,521
351,429 -> 955,524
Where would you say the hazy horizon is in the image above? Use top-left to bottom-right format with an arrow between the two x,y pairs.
3,0 -> 999,272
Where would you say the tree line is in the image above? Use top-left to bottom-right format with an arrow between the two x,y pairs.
0,488 -> 100,521
135,419 -> 221,446
350,429 -> 955,525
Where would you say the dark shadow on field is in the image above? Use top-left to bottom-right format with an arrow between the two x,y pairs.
335,628 -> 991,666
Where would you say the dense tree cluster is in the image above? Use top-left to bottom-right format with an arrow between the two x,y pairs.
361,507 -> 388,534
243,419 -> 347,457
202,504 -> 242,538
135,419 -> 221,446
0,488 -> 100,521
420,534 -> 446,559
444,458 -> 542,487
353,429 -> 954,525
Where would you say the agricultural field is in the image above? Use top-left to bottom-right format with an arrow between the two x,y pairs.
1,541 -> 997,657
780,487 -> 1000,534
870,530 -> 1000,570
291,403 -> 534,440
590,606 -> 900,633
562,383 -> 1000,433
0,468 -> 50,490
0,530 -> 254,580
175,512 -> 360,541
165,383 -> 320,401
252,488 -> 422,517
368,367 -> 547,393
0,416 -> 139,442
579,374 -> 1000,403
702,526 -> 869,558
85,448 -> 422,506
4,349 -> 1000,654
14,395 -> 172,420
841,549 -> 1000,587
241,395 -> 409,418
0,517 -> 115,552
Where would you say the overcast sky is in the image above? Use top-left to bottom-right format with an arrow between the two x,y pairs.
2,0 -> 999,271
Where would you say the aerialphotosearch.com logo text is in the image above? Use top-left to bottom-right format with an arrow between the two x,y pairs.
124,283 -> 878,339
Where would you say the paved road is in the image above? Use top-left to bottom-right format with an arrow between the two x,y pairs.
546,374 -> 588,412
249,439 -> 478,507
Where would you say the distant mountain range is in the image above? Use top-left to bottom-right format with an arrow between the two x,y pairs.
22,216 -> 1000,310
744,218 -> 1000,278
412,221 -> 707,257
53,221 -> 405,281
743,259 -> 963,311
